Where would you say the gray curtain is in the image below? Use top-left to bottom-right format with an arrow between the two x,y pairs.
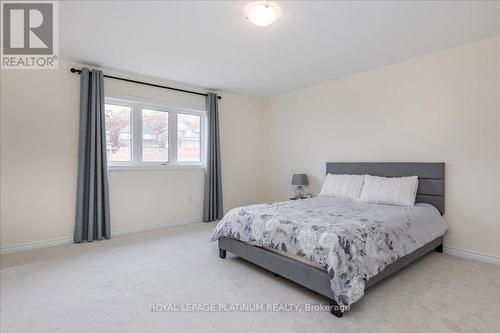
74,68 -> 111,242
203,93 -> 223,222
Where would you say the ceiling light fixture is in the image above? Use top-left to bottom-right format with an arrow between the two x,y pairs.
246,2 -> 278,27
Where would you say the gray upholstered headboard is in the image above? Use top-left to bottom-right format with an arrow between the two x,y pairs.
325,162 -> 445,214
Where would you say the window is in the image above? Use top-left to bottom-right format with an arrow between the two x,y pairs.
142,109 -> 168,162
177,113 -> 201,162
104,97 -> 205,169
105,104 -> 132,162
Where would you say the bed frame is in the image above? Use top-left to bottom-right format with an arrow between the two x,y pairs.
218,162 -> 445,317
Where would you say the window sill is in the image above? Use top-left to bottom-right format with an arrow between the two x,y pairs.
108,164 -> 205,171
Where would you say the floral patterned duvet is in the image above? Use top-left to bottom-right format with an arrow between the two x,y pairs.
210,196 -> 446,306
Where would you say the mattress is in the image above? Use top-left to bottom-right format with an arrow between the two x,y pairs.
210,196 -> 447,306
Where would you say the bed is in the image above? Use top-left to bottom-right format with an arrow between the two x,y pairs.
210,162 -> 446,317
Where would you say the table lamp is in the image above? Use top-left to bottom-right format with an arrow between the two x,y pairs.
291,174 -> 309,199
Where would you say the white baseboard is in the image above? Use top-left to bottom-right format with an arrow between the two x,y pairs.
444,246 -> 500,265
0,237 -> 74,255
0,218 -> 201,255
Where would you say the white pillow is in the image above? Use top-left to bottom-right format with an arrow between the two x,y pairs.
359,175 -> 418,206
319,174 -> 365,200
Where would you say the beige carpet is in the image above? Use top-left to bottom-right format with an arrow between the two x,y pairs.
1,222 -> 499,333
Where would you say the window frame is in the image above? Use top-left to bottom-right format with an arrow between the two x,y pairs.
105,95 -> 206,170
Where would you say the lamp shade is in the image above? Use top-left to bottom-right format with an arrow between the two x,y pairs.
291,174 -> 308,186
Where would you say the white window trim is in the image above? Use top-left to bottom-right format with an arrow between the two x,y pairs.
105,95 -> 206,171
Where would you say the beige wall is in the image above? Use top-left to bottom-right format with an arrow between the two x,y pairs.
263,37 -> 500,257
2,38 -> 499,259
0,60 -> 265,248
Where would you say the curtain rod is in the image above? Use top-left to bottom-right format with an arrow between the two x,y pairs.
70,68 -> 221,100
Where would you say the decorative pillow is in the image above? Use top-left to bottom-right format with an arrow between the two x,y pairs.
319,174 -> 365,200
359,175 -> 418,206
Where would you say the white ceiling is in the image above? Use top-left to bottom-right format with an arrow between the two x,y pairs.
60,1 -> 500,97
